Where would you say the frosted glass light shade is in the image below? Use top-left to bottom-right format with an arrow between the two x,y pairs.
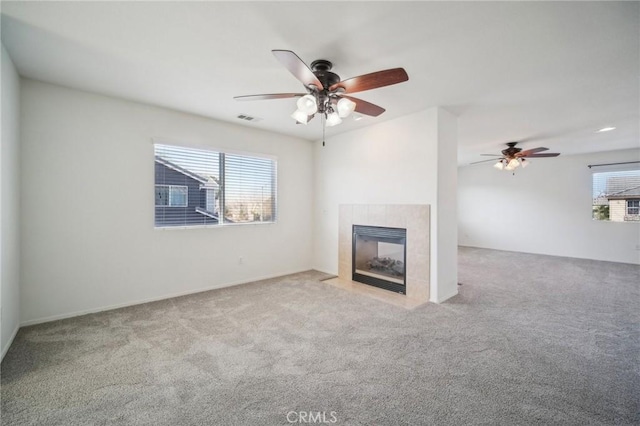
296,95 -> 318,115
291,109 -> 309,124
493,160 -> 505,170
507,158 -> 520,169
337,97 -> 356,118
521,159 -> 530,168
326,111 -> 342,127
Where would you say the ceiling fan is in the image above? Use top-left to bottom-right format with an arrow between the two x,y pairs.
471,142 -> 560,171
234,49 -> 409,128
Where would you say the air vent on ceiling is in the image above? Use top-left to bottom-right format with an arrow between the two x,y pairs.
237,114 -> 262,123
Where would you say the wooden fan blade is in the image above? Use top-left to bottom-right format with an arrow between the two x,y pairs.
522,153 -> 560,158
234,93 -> 305,101
272,50 -> 323,90
516,147 -> 548,157
470,158 -> 504,165
329,68 -> 409,94
341,95 -> 385,117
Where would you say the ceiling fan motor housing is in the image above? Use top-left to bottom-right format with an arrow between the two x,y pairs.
309,59 -> 342,113
310,59 -> 341,89
502,142 -> 522,157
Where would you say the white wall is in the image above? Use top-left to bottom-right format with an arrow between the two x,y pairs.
313,107 -> 458,302
459,148 -> 640,264
434,109 -> 458,302
20,80 -> 314,324
1,45 -> 21,358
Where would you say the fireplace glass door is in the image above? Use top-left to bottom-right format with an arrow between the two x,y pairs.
352,225 -> 407,294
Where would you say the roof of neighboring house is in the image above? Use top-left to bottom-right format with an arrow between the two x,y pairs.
155,156 -> 208,184
607,187 -> 640,200
605,176 -> 640,200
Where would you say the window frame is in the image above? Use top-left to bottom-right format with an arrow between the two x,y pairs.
155,184 -> 188,207
153,141 -> 277,229
591,166 -> 640,223
627,199 -> 640,216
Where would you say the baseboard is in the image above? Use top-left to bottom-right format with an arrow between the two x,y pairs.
20,268 -> 312,327
433,288 -> 459,304
429,288 -> 458,304
311,267 -> 336,276
1,325 -> 20,361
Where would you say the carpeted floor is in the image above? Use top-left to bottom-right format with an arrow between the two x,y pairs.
1,247 -> 639,425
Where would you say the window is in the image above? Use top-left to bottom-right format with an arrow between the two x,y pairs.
592,169 -> 640,222
155,185 -> 188,207
154,143 -> 277,228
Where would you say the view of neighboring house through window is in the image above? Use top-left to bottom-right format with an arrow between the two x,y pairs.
154,143 -> 277,227
155,185 -> 188,207
592,169 -> 640,222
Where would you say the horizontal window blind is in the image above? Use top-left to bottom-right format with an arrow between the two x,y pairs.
224,153 -> 277,223
154,143 -> 276,228
592,168 -> 640,222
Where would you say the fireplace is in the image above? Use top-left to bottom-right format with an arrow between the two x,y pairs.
352,225 -> 407,294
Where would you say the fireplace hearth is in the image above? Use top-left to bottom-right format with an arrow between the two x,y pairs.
352,225 -> 407,294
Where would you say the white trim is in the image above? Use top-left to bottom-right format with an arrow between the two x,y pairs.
19,268 -> 311,327
1,325 -> 20,361
154,220 -> 276,231
312,267 -> 337,276
432,288 -> 459,304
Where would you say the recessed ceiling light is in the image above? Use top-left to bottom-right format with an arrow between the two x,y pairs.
597,126 -> 616,133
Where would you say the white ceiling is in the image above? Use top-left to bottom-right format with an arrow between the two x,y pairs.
2,1 -> 638,164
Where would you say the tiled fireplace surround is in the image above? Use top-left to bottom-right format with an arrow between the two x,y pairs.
338,204 -> 430,303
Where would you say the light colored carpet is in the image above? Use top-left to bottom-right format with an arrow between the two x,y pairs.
2,247 -> 639,425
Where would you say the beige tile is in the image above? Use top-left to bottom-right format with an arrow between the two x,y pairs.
338,261 -> 350,280
407,278 -> 429,303
411,231 -> 430,256
368,205 -> 386,226
407,252 -> 429,281
322,278 -> 429,310
419,205 -> 430,222
339,227 -> 352,252
338,240 -> 350,264
386,205 -> 408,228
352,204 -> 368,225
339,204 -> 353,227
336,204 -> 433,304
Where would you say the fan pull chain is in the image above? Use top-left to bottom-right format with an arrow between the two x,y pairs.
322,112 -> 326,147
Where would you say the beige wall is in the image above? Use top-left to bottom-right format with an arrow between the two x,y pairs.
20,80 -> 314,324
314,107 -> 459,303
1,45 -> 21,359
459,148 -> 640,264
609,200 -> 626,222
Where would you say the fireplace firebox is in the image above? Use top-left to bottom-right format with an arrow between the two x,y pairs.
352,225 -> 407,294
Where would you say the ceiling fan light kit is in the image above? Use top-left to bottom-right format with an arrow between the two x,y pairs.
337,97 -> 357,118
326,109 -> 342,127
296,94 -> 318,115
234,49 -> 409,133
291,109 -> 310,125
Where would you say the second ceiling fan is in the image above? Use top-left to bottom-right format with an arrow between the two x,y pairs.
472,142 -> 560,171
234,50 -> 409,126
